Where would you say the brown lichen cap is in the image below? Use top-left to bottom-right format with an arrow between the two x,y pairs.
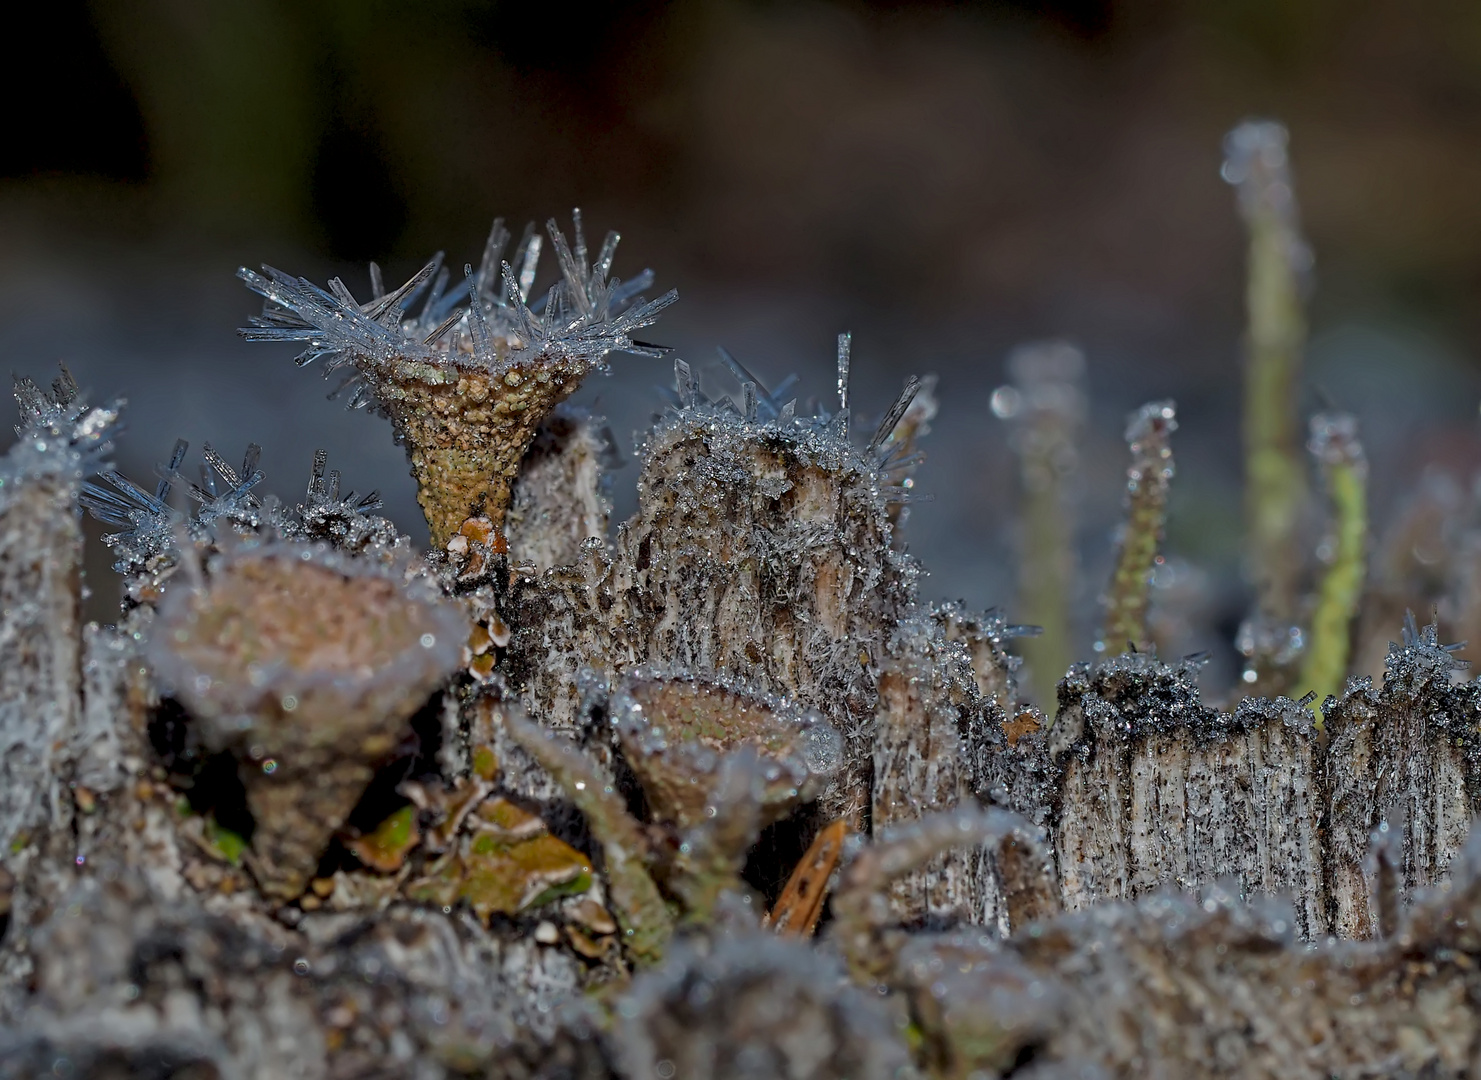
148,542 -> 465,898
610,668 -> 843,829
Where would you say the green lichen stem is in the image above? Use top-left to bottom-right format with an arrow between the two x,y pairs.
1100,401 -> 1176,655
505,711 -> 673,966
1225,121 -> 1312,684
1001,342 -> 1085,711
1298,413 -> 1368,721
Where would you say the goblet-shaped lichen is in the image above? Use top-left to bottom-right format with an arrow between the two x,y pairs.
610,669 -> 843,830
149,543 -> 464,898
239,214 -> 675,546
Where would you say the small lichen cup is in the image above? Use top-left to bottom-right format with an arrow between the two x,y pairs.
148,542 -> 465,898
609,668 -> 843,830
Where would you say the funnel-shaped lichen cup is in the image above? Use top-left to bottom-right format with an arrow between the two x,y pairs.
150,543 -> 465,898
610,669 -> 842,830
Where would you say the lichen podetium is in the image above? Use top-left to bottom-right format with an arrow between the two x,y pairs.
239,212 -> 676,546
1223,121 -> 1312,689
1298,412 -> 1368,718
996,341 -> 1085,711
1099,401 -> 1176,656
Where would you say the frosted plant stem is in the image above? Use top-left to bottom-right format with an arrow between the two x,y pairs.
1100,402 -> 1176,655
1224,121 -> 1312,688
1298,413 -> 1367,721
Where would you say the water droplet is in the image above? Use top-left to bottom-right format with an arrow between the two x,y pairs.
293,957 -> 310,975
420,633 -> 436,648
990,385 -> 1022,420
262,759 -> 278,775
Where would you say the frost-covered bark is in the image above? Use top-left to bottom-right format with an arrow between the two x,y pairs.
0,459 -> 83,858
873,614 -> 1054,933
504,406 -> 615,574
952,824 -> 1481,1078
1052,654 -> 1326,938
505,396 -> 918,826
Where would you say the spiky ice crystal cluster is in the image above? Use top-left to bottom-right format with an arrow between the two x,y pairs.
7,159 -> 1481,1080
240,213 -> 677,545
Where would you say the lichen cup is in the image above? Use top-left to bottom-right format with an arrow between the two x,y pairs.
609,668 -> 842,830
149,542 -> 465,898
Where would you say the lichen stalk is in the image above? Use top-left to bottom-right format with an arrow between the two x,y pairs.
1099,401 -> 1176,655
998,341 -> 1085,710
1298,412 -> 1368,717
505,710 -> 673,966
1223,121 -> 1312,687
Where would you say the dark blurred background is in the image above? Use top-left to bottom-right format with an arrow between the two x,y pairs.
6,0 -> 1481,680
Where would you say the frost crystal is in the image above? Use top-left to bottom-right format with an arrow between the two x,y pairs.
168,442 -> 266,537
288,448 -> 402,553
1388,608 -> 1468,681
7,365 -> 121,482
79,438 -> 187,574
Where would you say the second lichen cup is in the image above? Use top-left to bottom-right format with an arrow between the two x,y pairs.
610,669 -> 843,830
149,543 -> 465,898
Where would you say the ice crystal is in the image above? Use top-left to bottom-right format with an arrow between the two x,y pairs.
168,442 -> 266,536
1389,608 -> 1468,681
288,447 -> 402,553
78,438 -> 187,575
6,365 -> 121,483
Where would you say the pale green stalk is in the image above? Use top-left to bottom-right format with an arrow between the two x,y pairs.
505,711 -> 673,966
